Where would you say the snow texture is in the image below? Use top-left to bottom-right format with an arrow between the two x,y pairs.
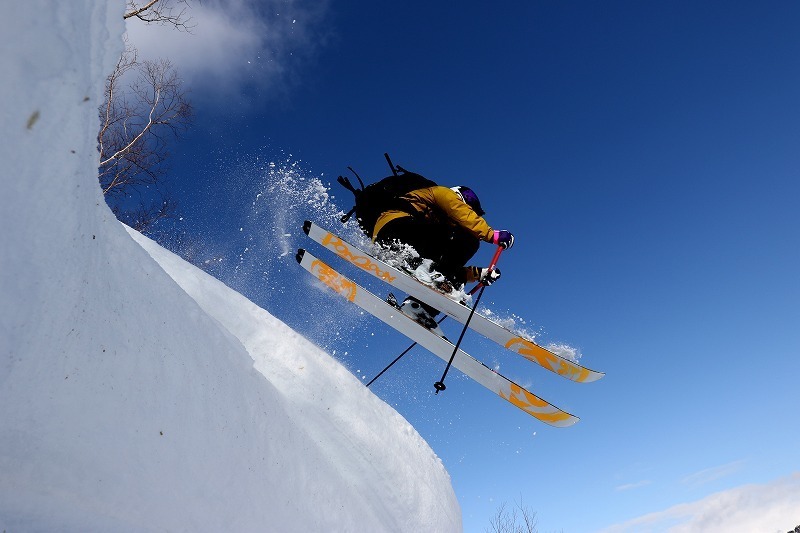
0,2 -> 460,531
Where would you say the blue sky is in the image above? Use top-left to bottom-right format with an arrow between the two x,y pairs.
128,1 -> 800,530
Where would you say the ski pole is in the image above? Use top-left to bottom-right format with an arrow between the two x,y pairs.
434,246 -> 503,393
366,315 -> 447,387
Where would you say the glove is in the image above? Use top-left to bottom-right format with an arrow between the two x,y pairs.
493,230 -> 515,250
479,267 -> 501,286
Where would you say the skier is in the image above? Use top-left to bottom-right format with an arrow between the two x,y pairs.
371,183 -> 514,329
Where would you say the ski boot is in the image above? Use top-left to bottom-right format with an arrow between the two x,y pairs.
399,297 -> 446,338
387,294 -> 446,338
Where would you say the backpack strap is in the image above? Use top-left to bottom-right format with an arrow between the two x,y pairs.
382,153 -> 410,177
384,153 -> 399,176
337,168 -> 365,223
340,207 -> 356,224
337,174 -> 359,195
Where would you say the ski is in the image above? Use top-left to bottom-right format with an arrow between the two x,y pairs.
296,249 -> 579,427
302,221 -> 604,384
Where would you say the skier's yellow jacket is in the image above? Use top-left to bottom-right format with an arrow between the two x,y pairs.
373,185 -> 495,283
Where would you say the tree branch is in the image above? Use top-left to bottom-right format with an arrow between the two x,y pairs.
100,84 -> 160,168
123,0 -> 194,31
124,0 -> 160,19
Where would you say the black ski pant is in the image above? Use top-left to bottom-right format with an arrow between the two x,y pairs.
375,215 -> 480,286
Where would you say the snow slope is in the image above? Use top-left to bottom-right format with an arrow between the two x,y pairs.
0,1 -> 460,531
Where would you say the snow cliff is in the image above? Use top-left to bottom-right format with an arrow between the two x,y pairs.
0,2 -> 460,531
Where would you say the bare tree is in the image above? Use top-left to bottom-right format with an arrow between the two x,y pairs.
98,40 -> 191,196
488,499 -> 538,533
96,1 -> 195,233
97,37 -> 191,231
124,0 -> 194,31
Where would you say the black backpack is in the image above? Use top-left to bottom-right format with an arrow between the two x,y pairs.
338,154 -> 436,237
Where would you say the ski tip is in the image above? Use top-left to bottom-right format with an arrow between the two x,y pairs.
553,415 -> 580,428
295,248 -> 306,263
577,369 -> 605,383
302,220 -> 312,235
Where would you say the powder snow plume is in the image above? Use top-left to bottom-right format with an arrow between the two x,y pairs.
481,306 -> 583,364
183,147 -> 376,357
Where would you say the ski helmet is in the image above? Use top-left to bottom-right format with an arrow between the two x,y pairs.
450,186 -> 485,216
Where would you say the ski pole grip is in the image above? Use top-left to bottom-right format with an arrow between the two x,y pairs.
468,246 -> 504,295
